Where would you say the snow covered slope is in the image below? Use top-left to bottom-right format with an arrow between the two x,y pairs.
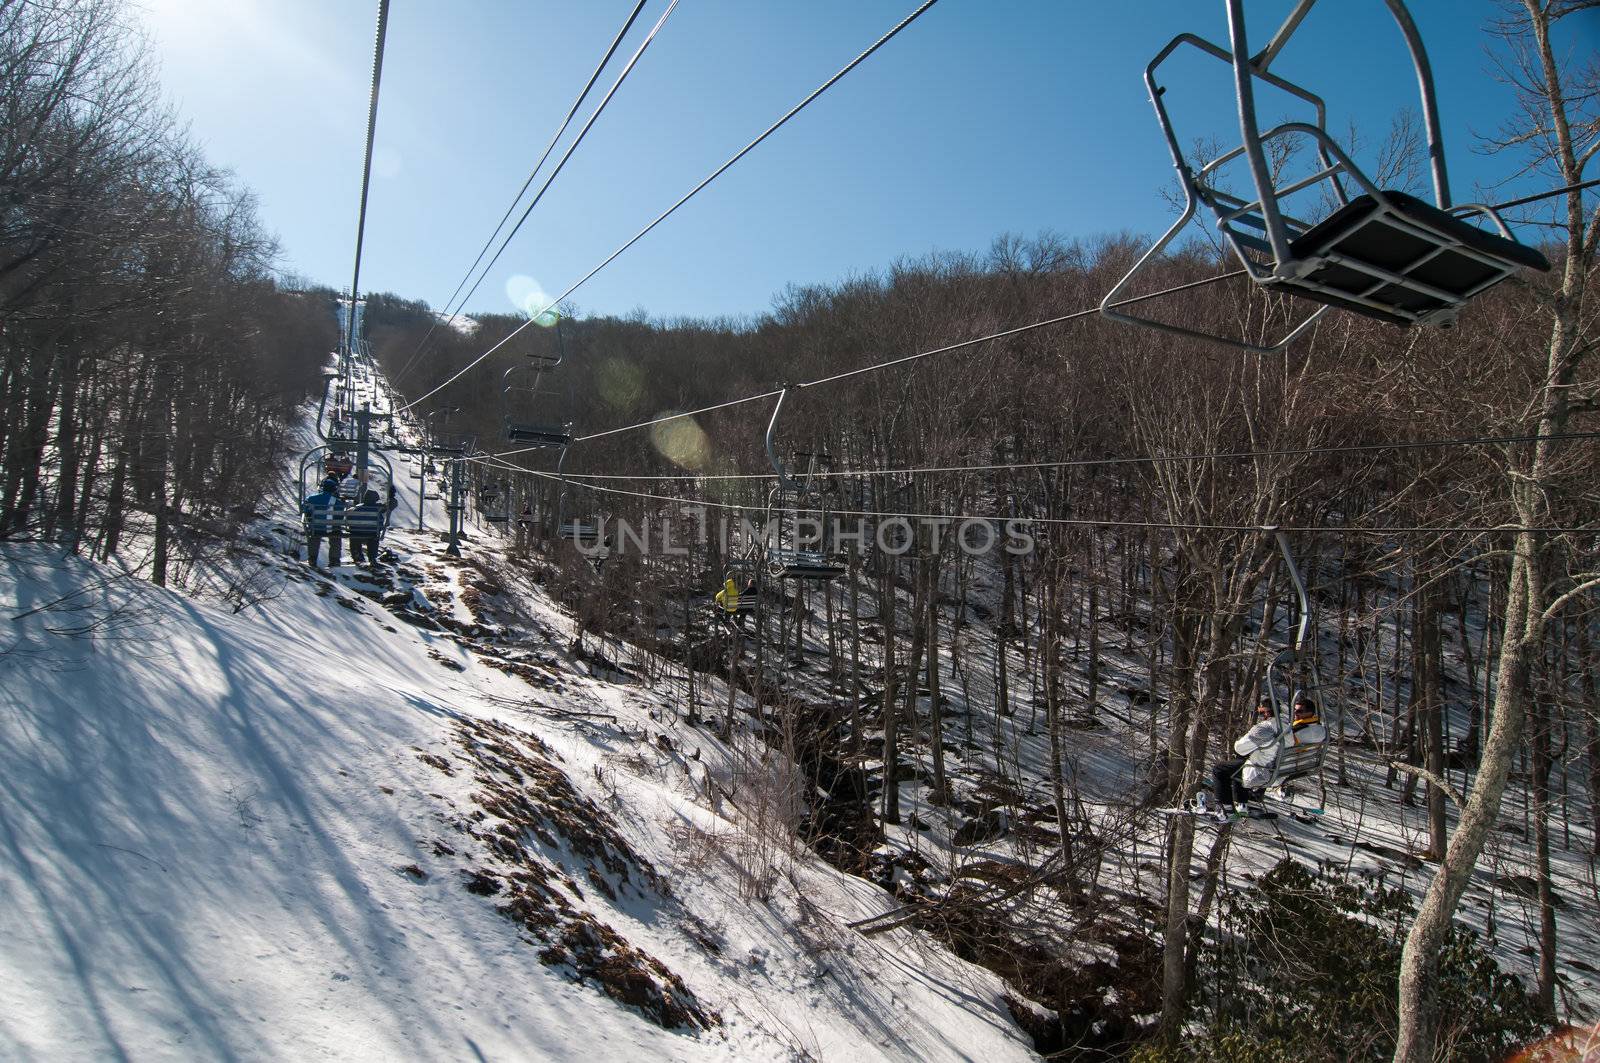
0,534 -> 1038,1060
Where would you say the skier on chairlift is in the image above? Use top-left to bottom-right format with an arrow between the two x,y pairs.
713,574 -> 754,630
347,489 -> 387,570
302,476 -> 345,570
1207,694 -> 1326,821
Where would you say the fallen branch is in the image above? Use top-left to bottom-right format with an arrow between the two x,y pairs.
1387,760 -> 1464,809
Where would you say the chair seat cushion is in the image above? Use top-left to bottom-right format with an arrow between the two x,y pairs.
1273,191 -> 1549,323
506,425 -> 571,446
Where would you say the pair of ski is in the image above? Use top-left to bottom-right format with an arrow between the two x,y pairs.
1159,803 -> 1278,826
1159,794 -> 1324,827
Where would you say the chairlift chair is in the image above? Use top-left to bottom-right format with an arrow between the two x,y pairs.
501,313 -> 573,445
1100,0 -> 1549,353
478,480 -> 511,524
711,557 -> 763,616
553,443 -> 605,548
762,387 -> 847,582
1259,529 -> 1328,791
298,445 -> 397,547
501,365 -> 572,446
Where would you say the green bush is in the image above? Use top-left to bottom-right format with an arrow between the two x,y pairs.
1136,860 -> 1551,1063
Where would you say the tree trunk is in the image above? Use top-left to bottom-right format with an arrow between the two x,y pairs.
1532,685 -> 1558,1014
926,549 -> 948,804
1421,579 -> 1447,860
1159,815 -> 1197,1049
1394,534 -> 1536,1062
880,563 -> 901,824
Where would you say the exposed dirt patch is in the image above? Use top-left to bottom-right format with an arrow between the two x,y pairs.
425,716 -> 717,1032
477,654 -> 565,690
416,751 -> 454,775
427,649 -> 466,671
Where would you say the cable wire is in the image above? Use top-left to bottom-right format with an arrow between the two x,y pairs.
472,266 -> 1246,461
343,0 -> 391,360
417,0 -> 680,364
1483,176 -> 1600,214
468,452 -> 1595,537
539,430 -> 1600,483
396,0 -> 944,416
393,0 -> 650,387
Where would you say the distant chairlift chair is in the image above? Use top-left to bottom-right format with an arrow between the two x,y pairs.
478,481 -> 511,525
762,387 -> 847,582
502,314 -> 573,447
553,443 -> 606,550
502,361 -> 572,448
1259,529 -> 1328,794
1100,0 -> 1549,353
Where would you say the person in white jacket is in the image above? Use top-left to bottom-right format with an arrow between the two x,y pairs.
1211,695 -> 1326,815
1212,699 -> 1276,813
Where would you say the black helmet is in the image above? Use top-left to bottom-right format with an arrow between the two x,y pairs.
364,490 -> 380,504
321,477 -> 339,492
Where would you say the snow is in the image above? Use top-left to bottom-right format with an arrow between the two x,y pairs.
436,312 -> 479,336
0,395 -> 1038,1061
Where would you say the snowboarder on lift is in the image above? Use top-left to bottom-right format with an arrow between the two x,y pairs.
514,503 -> 535,552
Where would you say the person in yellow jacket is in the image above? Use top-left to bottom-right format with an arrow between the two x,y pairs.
713,577 -> 740,615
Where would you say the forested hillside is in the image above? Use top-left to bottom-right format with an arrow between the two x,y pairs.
360,3 -> 1599,1056
0,0 -> 335,577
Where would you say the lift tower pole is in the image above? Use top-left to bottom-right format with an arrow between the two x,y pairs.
412,459 -> 429,532
446,458 -> 465,557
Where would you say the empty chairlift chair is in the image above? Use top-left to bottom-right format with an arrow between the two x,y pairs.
502,313 -> 573,447
553,444 -> 606,548
761,388 -> 847,582
1100,0 -> 1549,352
478,482 -> 510,525
502,360 -> 572,448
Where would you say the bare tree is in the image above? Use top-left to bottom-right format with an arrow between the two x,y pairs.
1393,4 -> 1599,1058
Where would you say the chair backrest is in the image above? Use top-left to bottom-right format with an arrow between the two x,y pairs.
768,547 -> 845,581
303,500 -> 342,536
560,520 -> 601,543
505,423 -> 571,447
1270,733 -> 1326,786
342,509 -> 386,537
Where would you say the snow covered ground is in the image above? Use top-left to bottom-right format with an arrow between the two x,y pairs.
0,504 -> 1037,1058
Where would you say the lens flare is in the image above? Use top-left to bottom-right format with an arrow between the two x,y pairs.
504,274 -> 553,318
650,416 -> 711,472
596,357 -> 644,413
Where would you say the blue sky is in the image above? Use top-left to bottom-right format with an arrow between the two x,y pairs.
136,1 -> 1596,323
